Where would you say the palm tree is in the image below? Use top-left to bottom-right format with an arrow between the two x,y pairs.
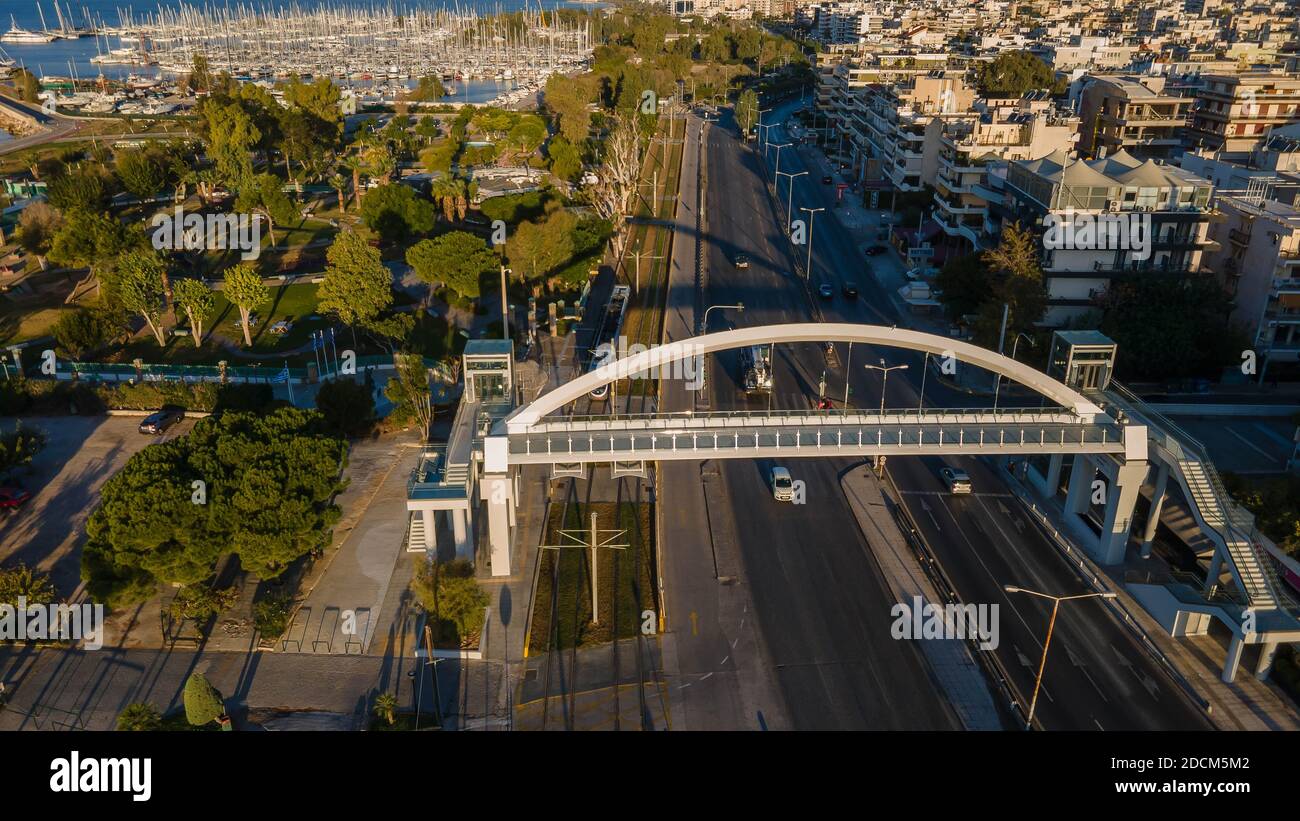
372,692 -> 398,726
329,173 -> 348,212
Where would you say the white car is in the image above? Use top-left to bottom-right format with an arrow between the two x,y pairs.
940,466 -> 972,494
771,466 -> 794,502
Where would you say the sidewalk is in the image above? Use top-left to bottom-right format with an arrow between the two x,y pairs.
840,467 -> 1005,730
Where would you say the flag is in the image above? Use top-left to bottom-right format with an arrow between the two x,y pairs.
269,366 -> 290,384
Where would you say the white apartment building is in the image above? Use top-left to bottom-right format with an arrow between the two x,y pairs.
934,95 -> 1081,252
1003,149 -> 1217,325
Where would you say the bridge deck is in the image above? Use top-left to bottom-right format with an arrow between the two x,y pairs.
506,409 -> 1126,464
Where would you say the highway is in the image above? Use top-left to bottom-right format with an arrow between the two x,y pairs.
677,100 -> 1213,730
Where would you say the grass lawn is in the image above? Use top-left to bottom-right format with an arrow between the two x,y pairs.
0,291 -> 74,347
527,499 -> 657,653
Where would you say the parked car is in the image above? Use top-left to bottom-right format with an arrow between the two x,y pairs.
818,283 -> 834,299
0,487 -> 31,509
734,253 -> 750,269
841,281 -> 859,298
770,466 -> 794,502
939,466 -> 972,495
864,245 -> 886,256
139,408 -> 184,435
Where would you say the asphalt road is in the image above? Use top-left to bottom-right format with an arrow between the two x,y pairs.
700,101 -> 1211,730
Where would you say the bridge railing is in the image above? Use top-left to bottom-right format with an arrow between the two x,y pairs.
529,406 -> 1094,433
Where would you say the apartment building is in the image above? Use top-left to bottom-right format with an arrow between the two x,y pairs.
1003,148 -> 1216,325
1186,73 -> 1300,157
934,94 -> 1081,252
1077,75 -> 1195,161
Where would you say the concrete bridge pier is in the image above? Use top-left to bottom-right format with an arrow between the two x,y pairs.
1139,463 -> 1170,559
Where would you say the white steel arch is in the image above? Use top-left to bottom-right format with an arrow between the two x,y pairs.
504,323 -> 1105,433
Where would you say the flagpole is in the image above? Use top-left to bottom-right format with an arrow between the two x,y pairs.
330,327 -> 340,377
285,360 -> 295,406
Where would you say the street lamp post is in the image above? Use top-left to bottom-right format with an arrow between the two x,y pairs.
1003,586 -> 1116,730
702,302 -> 744,333
775,169 -> 808,231
993,332 -> 1035,413
799,206 -> 825,279
863,359 -> 908,415
771,142 -> 791,183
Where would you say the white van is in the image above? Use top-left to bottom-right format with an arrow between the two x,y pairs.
770,466 -> 794,502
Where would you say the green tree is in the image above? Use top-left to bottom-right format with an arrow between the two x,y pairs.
406,231 -> 496,300
107,249 -> 169,347
973,223 -> 1046,346
52,307 -> 113,360
235,173 -> 298,248
547,136 -> 583,183
223,262 -> 269,347
173,278 -> 215,345
975,51 -> 1061,98
1097,272 -> 1246,380
115,147 -> 167,200
410,75 -> 446,102
203,99 -> 260,192
317,231 -> 394,344
0,562 -> 55,607
183,673 -> 225,726
412,558 -> 488,645
82,408 -> 348,607
116,703 -> 162,731
46,167 -> 111,214
372,692 -> 398,726
15,201 -> 63,270
359,183 -> 436,243
506,210 -> 576,294
383,353 -> 433,442
736,88 -> 760,135
314,377 -> 376,438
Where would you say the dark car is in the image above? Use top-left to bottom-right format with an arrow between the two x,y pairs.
817,283 -> 834,299
842,282 -> 859,298
820,175 -> 833,184
734,253 -> 750,269
139,408 -> 184,435
0,487 -> 31,509
864,245 -> 887,256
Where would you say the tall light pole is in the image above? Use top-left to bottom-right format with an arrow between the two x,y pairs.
864,359 -> 908,414
799,205 -> 824,279
771,142 -> 791,183
775,169 -> 807,230
993,332 -> 1035,413
1004,586 -> 1116,730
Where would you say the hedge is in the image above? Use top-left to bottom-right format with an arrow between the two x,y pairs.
0,379 -> 277,416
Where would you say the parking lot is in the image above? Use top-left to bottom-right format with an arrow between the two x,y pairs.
0,414 -> 197,598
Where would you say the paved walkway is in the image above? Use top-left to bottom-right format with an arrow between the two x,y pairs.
282,442 -> 418,655
841,468 -> 1005,730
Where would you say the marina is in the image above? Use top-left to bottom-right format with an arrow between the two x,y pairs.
0,1 -> 594,108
